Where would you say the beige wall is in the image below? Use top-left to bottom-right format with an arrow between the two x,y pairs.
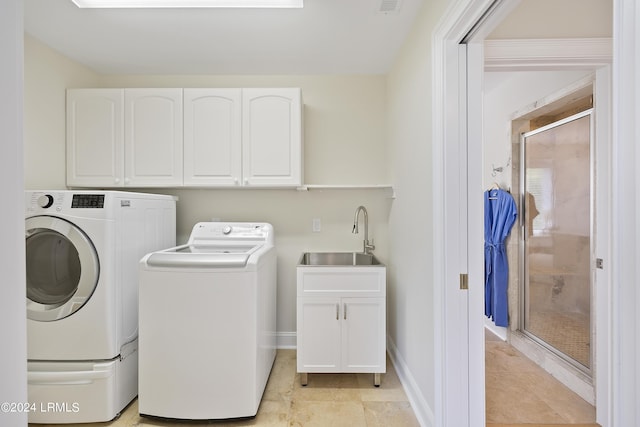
24,35 -> 99,189
23,35 -> 392,342
489,0 -> 613,39
386,0 -> 449,421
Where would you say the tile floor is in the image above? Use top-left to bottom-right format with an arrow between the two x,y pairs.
527,309 -> 590,367
485,331 -> 597,426
30,341 -> 599,427
31,350 -> 419,427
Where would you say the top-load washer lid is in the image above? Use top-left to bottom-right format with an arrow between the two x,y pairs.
145,244 -> 258,268
144,222 -> 274,268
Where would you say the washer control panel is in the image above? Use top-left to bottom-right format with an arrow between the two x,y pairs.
26,192 -> 66,213
189,222 -> 274,245
26,192 -> 108,215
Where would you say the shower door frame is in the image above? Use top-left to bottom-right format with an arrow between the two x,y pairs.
519,108 -> 595,376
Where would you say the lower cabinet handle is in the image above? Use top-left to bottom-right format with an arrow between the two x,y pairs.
344,303 -> 347,320
336,303 -> 339,320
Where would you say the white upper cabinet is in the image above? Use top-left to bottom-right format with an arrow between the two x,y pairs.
67,88 -> 183,188
67,87 -> 301,188
184,87 -> 302,187
183,89 -> 242,186
125,89 -> 183,187
67,89 -> 124,187
242,88 -> 302,187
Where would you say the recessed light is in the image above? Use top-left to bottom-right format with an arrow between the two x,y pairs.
71,0 -> 303,8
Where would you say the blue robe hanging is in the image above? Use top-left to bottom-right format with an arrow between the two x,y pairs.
484,188 -> 517,327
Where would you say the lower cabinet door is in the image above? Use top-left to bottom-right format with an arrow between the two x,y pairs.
297,298 -> 341,371
341,298 -> 386,372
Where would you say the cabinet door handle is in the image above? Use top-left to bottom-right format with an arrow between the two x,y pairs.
336,303 -> 339,320
344,303 -> 347,320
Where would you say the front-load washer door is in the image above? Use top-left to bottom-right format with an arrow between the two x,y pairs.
25,216 -> 100,321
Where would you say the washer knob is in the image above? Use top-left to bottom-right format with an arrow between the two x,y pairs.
222,225 -> 233,235
37,194 -> 54,209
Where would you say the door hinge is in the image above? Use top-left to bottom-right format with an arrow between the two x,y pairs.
596,258 -> 604,269
460,273 -> 469,290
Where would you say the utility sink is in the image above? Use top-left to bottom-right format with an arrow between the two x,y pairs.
299,252 -> 383,267
296,250 -> 386,387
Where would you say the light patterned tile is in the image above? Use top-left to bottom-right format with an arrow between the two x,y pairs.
362,401 -> 420,427
262,351 -> 296,403
357,369 -> 409,403
485,338 -> 596,425
288,400 -> 366,427
291,372 -> 362,403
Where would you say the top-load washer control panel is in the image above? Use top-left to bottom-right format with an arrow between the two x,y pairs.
144,222 -> 274,268
189,222 -> 274,245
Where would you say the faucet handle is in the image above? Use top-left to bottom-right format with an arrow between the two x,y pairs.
364,239 -> 375,253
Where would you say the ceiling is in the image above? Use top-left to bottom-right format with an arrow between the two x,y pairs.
24,0 -> 424,75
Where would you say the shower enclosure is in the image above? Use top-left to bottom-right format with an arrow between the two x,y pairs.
520,109 -> 593,372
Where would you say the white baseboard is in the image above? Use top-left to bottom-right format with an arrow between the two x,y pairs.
386,337 -> 435,427
276,331 -> 297,349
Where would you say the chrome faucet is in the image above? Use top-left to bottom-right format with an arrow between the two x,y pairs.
352,205 -> 375,254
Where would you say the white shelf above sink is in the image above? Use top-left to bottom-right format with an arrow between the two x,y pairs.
296,184 -> 395,198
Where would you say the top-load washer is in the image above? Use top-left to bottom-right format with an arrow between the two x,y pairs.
138,222 -> 277,420
25,190 -> 176,424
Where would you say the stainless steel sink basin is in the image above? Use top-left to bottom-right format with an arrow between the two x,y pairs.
299,252 -> 383,266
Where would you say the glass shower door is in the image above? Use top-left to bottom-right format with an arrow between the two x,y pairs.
521,109 -> 593,371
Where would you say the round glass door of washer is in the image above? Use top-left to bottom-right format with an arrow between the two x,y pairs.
25,216 -> 100,321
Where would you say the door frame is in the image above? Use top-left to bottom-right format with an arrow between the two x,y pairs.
431,0 -> 635,426
432,2 -> 512,425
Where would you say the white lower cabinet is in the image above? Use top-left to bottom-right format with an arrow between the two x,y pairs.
341,298 -> 386,371
297,298 -> 342,370
296,266 -> 386,386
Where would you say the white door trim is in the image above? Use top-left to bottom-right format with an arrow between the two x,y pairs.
610,0 -> 640,426
432,1 -> 519,426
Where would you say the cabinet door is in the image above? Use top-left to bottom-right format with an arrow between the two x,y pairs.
124,89 -> 183,187
242,88 -> 302,187
341,298 -> 386,373
66,89 -> 124,187
297,298 -> 341,372
183,89 -> 242,186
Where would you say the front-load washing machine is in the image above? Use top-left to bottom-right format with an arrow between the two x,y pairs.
138,222 -> 277,420
25,190 -> 176,424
